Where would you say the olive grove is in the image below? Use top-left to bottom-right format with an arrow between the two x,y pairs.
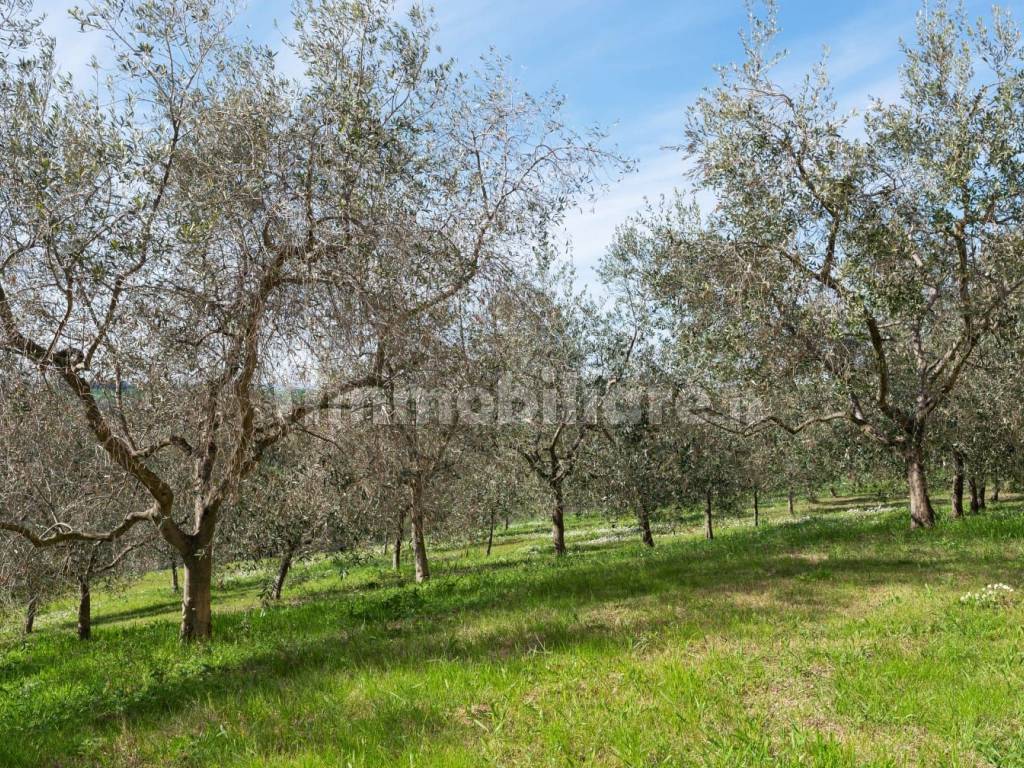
4,0 -> 1024,648
0,0 -> 613,639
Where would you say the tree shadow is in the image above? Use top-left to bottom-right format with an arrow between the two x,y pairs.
88,599 -> 183,628
4,507 -> 1024,765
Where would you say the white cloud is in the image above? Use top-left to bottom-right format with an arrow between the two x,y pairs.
560,3 -> 918,299
34,1 -> 108,84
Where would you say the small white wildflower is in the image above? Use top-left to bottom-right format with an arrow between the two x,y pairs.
961,583 -> 1016,608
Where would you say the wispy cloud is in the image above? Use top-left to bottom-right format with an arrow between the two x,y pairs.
560,1 -> 920,298
35,1 -> 108,84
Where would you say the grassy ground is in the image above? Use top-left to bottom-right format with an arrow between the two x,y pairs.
3,495 -> 1024,767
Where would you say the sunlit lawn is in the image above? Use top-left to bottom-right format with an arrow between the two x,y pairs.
3,494 -> 1024,767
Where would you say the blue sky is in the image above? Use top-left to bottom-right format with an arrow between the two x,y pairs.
35,0 -> 1024,293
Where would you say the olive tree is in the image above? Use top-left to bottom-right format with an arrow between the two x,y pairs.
502,272 -> 620,555
0,371 -> 153,639
0,0 -> 612,640
619,2 -> 1024,528
218,433 -> 364,602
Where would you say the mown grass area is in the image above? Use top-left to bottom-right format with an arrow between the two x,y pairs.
3,495 -> 1024,767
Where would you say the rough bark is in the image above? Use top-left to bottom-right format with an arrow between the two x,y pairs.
969,477 -> 981,514
951,450 -> 965,520
411,521 -> 429,582
979,482 -> 987,510
637,500 -> 655,548
551,482 -> 567,555
170,555 -> 179,593
271,545 -> 295,601
704,490 -> 714,541
24,596 -> 37,635
77,578 -> 92,640
906,448 -> 936,528
180,549 -> 213,642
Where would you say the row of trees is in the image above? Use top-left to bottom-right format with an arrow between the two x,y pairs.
3,0 -> 1024,642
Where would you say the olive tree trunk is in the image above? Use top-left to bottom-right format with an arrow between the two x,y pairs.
271,545 -> 295,601
170,554 -> 179,593
24,596 -> 37,634
486,510 -> 496,556
704,490 -> 714,541
551,482 -> 567,555
637,499 -> 655,548
391,508 -> 405,571
969,477 -> 981,514
951,450 -> 965,520
906,446 -> 936,529
903,426 -> 936,528
77,578 -> 92,640
180,550 -> 213,642
753,487 -> 760,527
410,483 -> 430,583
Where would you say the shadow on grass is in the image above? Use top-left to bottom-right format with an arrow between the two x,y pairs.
88,599 -> 183,628
5,505 -> 1024,765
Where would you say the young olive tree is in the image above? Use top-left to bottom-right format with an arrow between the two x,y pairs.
369,275 -> 515,582
0,371 -> 151,639
218,433 -> 363,602
437,442 -> 537,556
939,339 -> 1022,517
594,408 -> 677,547
501,271 -> 623,555
0,533 -> 64,634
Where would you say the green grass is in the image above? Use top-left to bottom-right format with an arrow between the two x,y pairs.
3,495 -> 1024,767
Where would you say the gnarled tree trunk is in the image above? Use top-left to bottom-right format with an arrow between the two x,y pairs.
271,544 -> 295,601
753,487 -> 760,527
704,490 -> 714,541
551,482 -> 567,555
906,446 -> 935,528
951,450 -> 965,520
969,477 -> 981,514
979,482 -> 987,510
77,578 -> 92,640
180,549 -> 213,642
636,499 -> 655,548
24,596 -> 37,635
